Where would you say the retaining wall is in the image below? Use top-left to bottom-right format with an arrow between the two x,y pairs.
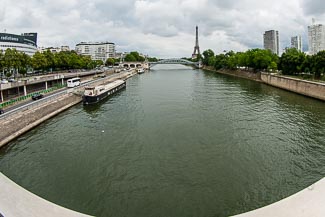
204,67 -> 325,102
0,94 -> 82,148
203,67 -> 261,81
0,70 -> 137,148
0,172 -> 92,217
261,73 -> 325,101
233,178 -> 325,217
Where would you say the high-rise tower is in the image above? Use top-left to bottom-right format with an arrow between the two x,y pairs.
308,19 -> 325,55
192,26 -> 201,59
263,30 -> 279,55
291,36 -> 302,52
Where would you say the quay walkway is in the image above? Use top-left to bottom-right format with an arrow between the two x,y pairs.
0,173 -> 92,217
233,178 -> 325,217
1,172 -> 325,216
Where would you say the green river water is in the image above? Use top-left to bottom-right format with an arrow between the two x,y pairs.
0,65 -> 325,216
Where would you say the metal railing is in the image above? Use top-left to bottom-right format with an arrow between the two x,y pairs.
0,90 -> 69,120
0,84 -> 66,109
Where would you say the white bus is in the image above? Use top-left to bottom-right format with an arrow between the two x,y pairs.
67,77 -> 81,88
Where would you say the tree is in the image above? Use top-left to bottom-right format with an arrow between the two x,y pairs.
226,55 -> 238,70
268,61 -> 278,72
43,50 -> 56,71
32,51 -> 48,71
124,51 -> 146,62
148,57 -> 158,62
214,54 -> 228,70
81,56 -> 92,69
18,52 -> 31,76
253,49 -> 273,71
279,48 -> 305,75
56,51 -> 70,69
68,51 -> 83,69
130,51 -> 146,62
0,50 -> 4,74
3,49 -> 22,76
87,60 -> 98,69
192,54 -> 202,62
212,49 -> 278,72
95,60 -> 104,66
105,58 -> 115,66
124,53 -> 137,62
130,51 -> 140,61
311,51 -> 325,79
202,49 -> 215,66
302,55 -> 312,74
208,56 -> 216,67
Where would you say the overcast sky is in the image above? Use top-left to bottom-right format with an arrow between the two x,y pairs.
1,0 -> 325,58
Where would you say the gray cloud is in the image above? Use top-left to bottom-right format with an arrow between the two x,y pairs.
0,0 -> 324,57
302,0 -> 325,15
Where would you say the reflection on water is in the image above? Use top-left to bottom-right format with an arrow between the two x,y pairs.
1,65 -> 325,217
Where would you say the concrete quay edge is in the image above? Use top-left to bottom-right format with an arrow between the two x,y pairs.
0,96 -> 82,148
0,70 -> 137,149
0,172 -> 93,217
0,70 -> 324,216
203,67 -> 325,102
0,71 -> 139,216
233,178 -> 325,217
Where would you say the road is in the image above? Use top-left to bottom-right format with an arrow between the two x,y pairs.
0,70 -> 135,117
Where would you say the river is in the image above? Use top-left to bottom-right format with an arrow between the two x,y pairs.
1,65 -> 325,217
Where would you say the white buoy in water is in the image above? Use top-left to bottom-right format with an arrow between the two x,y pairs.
102,130 -> 105,133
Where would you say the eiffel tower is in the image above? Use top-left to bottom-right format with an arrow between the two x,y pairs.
192,26 -> 201,59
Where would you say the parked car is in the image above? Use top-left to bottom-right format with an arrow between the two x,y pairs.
8,78 -> 16,82
0,108 -> 4,115
32,93 -> 43,100
1,79 -> 8,84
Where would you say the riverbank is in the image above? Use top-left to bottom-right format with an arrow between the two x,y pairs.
261,73 -> 325,101
0,70 -> 137,148
0,93 -> 82,148
203,66 -> 325,102
203,66 -> 262,82
0,172 -> 93,217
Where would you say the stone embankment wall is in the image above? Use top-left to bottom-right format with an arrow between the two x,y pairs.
0,71 -> 137,148
203,67 -> 261,81
203,67 -> 325,102
261,73 -> 325,101
0,94 -> 82,148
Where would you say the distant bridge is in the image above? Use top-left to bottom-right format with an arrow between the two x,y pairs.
118,58 -> 202,70
150,58 -> 202,69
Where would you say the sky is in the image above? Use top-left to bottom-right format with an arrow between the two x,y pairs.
0,0 -> 325,58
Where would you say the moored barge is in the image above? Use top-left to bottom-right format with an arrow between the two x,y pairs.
83,79 -> 126,105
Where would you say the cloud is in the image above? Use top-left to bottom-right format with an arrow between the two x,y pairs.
1,0 -> 325,57
302,0 -> 325,15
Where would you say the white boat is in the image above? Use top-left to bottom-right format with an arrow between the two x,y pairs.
137,68 -> 145,74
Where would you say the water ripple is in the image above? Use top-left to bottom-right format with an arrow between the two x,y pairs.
0,67 -> 325,217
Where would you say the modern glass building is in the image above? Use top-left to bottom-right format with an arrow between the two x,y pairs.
0,32 -> 38,56
291,36 -> 303,52
263,30 -> 279,56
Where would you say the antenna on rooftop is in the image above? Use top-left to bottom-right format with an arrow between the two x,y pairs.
312,18 -> 316,25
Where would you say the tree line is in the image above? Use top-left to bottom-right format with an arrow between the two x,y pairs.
0,48 -> 105,78
202,48 -> 325,79
105,51 -> 158,66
